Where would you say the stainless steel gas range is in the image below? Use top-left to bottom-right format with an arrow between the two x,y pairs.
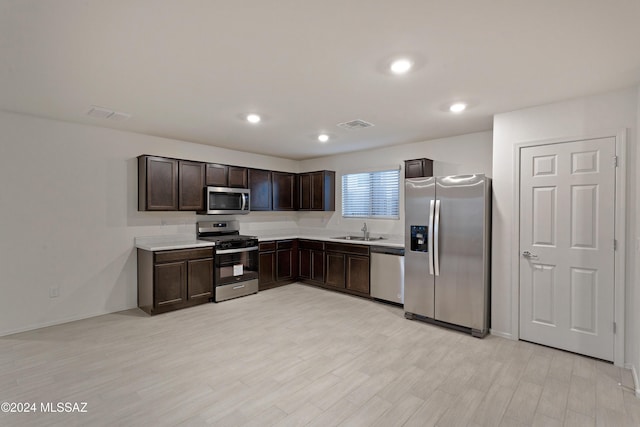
197,221 -> 259,302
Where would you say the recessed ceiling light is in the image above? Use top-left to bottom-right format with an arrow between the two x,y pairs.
449,103 -> 467,113
318,134 -> 329,143
390,59 -> 413,74
246,114 -> 261,124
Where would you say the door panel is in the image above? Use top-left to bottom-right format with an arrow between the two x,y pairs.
531,264 -> 556,326
404,177 -> 435,318
571,185 -> 597,248
519,137 -> 615,361
434,175 -> 487,330
532,187 -> 556,246
570,267 -> 597,333
187,258 -> 213,300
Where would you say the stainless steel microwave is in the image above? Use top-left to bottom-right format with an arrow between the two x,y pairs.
200,187 -> 250,215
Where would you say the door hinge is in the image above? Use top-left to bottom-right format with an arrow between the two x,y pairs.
613,156 -> 618,167
614,322 -> 617,334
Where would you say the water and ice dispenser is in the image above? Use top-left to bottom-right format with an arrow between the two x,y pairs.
410,225 -> 428,252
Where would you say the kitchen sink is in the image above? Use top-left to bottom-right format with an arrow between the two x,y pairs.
331,235 -> 386,241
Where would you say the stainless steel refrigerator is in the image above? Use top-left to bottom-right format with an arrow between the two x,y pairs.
404,174 -> 491,337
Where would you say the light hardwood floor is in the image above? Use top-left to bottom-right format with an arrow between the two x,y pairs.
1,283 -> 639,426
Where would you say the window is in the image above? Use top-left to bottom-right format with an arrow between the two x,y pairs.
342,169 -> 400,219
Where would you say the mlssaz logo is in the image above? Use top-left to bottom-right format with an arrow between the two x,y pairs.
40,402 -> 88,413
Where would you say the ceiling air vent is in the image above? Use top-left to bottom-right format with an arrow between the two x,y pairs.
87,105 -> 132,121
337,119 -> 375,130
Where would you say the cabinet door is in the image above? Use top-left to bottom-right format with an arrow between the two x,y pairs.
145,156 -> 178,210
325,252 -> 346,289
249,169 -> 272,211
154,261 -> 186,307
311,172 -> 324,210
187,258 -> 213,301
299,248 -> 311,279
405,158 -> 433,178
312,250 -> 325,283
298,173 -> 311,210
276,249 -> 294,281
179,160 -> 205,211
346,255 -> 370,295
272,172 -> 296,211
228,167 -> 248,188
259,251 -> 276,288
205,163 -> 228,187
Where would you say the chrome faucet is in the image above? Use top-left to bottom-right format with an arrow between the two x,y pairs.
361,222 -> 369,240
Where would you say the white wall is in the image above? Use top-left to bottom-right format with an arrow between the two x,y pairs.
298,131 -> 493,237
0,111 -> 493,336
0,111 -> 298,336
491,87 -> 639,371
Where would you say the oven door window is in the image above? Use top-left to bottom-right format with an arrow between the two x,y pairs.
216,250 -> 258,286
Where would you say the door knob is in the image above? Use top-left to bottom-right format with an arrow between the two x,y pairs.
522,250 -> 538,258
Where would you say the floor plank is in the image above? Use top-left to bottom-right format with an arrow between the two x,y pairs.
0,283 -> 637,427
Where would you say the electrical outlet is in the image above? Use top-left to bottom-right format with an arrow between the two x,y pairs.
49,287 -> 59,298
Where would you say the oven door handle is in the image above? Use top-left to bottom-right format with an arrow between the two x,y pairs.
216,246 -> 259,255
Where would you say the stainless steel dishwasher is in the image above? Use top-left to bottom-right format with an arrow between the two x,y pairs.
370,246 -> 405,305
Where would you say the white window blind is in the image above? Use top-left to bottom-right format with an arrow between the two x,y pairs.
342,169 -> 400,219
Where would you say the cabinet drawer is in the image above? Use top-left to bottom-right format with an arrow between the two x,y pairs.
155,248 -> 213,263
299,239 -> 324,251
276,240 -> 294,250
259,241 -> 276,251
325,242 -> 370,256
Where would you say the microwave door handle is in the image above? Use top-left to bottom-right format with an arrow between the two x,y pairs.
241,193 -> 247,211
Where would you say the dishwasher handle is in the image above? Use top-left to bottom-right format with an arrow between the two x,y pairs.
370,246 -> 405,256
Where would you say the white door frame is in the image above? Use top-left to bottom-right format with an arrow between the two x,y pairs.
511,129 -> 626,367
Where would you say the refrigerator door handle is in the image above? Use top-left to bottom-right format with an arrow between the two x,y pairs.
434,199 -> 441,276
428,200 -> 435,275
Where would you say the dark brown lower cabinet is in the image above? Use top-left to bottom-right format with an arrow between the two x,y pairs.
276,240 -> 298,282
258,238 -> 371,297
259,251 -> 276,289
298,240 -> 325,285
138,247 -> 214,315
259,240 -> 298,290
325,252 -> 346,289
324,242 -> 370,297
346,255 -> 370,294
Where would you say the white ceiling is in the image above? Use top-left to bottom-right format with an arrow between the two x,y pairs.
2,1 -> 640,160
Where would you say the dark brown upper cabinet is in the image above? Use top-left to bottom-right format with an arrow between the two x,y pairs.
228,166 -> 248,188
404,158 -> 434,179
206,163 -> 248,188
272,172 -> 297,211
178,160 -> 205,211
248,168 -> 272,211
298,170 -> 335,211
205,163 -> 228,187
139,156 -> 179,210
140,154 -> 334,212
139,155 -> 204,211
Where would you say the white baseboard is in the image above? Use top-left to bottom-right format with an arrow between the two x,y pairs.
624,363 -> 640,398
0,307 -> 132,337
490,329 -> 515,340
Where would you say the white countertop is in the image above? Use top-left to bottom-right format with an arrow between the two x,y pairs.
255,228 -> 404,248
135,234 -> 216,251
257,234 -> 404,248
135,230 -> 405,251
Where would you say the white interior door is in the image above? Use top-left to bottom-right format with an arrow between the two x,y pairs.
519,137 -> 616,361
